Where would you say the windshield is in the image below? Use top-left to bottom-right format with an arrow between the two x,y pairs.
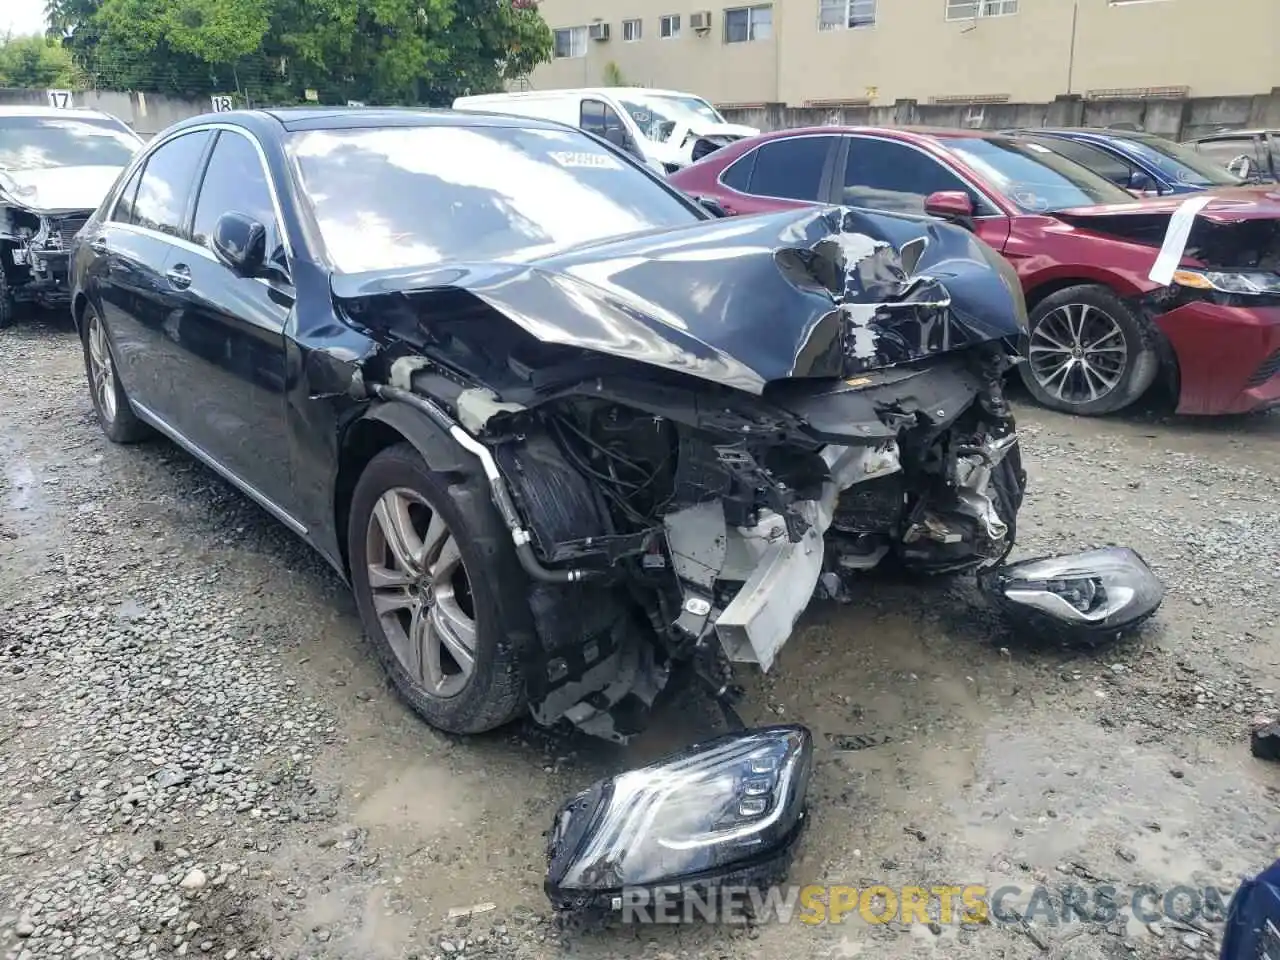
617,94 -> 726,143
0,116 -> 142,172
940,137 -> 1135,213
1119,134 -> 1245,187
288,124 -> 699,273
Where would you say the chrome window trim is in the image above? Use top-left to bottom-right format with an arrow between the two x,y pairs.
104,121 -> 294,260
715,132 -> 840,204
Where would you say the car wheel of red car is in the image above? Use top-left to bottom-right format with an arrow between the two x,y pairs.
1020,285 -> 1159,416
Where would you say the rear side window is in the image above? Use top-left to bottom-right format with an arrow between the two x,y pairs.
720,149 -> 756,192
1193,137 -> 1260,170
131,131 -> 211,237
743,136 -> 834,201
110,164 -> 145,226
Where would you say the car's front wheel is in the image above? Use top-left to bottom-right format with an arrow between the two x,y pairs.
1019,285 -> 1159,416
347,442 -> 533,734
0,266 -> 18,330
82,303 -> 152,443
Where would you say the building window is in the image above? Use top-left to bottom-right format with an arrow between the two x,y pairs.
623,18 -> 643,41
725,5 -> 773,42
660,14 -> 681,37
819,0 -> 876,30
553,26 -> 587,58
945,0 -> 1018,20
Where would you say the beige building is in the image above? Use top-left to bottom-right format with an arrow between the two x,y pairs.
527,0 -> 1280,109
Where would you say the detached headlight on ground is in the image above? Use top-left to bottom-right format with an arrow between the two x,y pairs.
978,546 -> 1165,641
1172,268 -> 1280,296
544,725 -> 813,915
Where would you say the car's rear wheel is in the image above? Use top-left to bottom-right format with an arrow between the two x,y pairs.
82,303 -> 151,443
347,443 -> 532,734
1019,285 -> 1159,416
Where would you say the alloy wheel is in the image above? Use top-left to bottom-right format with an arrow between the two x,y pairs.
86,312 -> 118,424
365,488 -> 478,699
1028,303 -> 1128,405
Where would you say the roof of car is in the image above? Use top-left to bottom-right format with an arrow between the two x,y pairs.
454,87 -> 699,100
0,105 -> 125,121
746,124 -> 1003,143
1022,127 -> 1163,142
1193,129 -> 1274,139
256,106 -> 571,132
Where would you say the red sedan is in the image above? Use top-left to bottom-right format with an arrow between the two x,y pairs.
670,127 -> 1280,416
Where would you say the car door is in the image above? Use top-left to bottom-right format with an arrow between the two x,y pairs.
160,128 -> 295,515
88,130 -> 212,410
716,134 -> 839,215
838,135 -> 1012,252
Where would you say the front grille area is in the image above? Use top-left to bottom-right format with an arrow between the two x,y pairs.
53,216 -> 89,249
1245,349 -> 1280,388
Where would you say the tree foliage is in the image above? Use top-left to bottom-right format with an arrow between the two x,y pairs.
0,33 -> 80,88
43,0 -> 552,103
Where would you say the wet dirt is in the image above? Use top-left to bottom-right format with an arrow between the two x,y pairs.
0,314 -> 1277,960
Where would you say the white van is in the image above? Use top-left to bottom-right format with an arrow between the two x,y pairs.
450,87 -> 758,174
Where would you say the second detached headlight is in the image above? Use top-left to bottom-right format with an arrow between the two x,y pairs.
1173,268 -> 1280,296
545,725 -> 813,913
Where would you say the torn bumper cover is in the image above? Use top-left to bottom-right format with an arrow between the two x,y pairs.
978,546 -> 1165,641
545,725 -> 813,918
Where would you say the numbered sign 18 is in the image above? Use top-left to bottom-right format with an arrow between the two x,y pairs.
210,95 -> 235,113
46,89 -> 73,109
347,100 -> 365,108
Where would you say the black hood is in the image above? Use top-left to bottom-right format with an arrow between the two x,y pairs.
331,206 -> 1029,395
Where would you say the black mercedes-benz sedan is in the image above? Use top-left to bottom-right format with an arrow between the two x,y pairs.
70,107 -> 1034,742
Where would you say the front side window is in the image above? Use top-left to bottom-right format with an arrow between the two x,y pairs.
819,0 -> 876,30
843,136 -> 987,214
131,131 -> 211,237
1119,134 -> 1245,187
744,136 -> 834,201
940,136 -> 1134,213
623,18 -> 642,41
946,0 -> 1018,20
580,99 -> 630,147
192,131 -> 280,257
660,14 -> 681,37
725,5 -> 773,42
553,26 -> 587,58
1019,136 -> 1138,189
288,125 -> 699,274
0,115 -> 142,172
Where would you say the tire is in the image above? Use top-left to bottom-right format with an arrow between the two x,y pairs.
347,442 -> 534,735
0,267 -> 16,330
1019,284 -> 1160,416
81,302 -> 152,443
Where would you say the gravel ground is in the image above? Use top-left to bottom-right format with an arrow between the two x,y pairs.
1,313 -> 1278,960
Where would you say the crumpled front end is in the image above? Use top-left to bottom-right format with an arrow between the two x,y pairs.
345,206 -> 1030,742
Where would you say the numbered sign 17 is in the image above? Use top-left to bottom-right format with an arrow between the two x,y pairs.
46,89 -> 73,109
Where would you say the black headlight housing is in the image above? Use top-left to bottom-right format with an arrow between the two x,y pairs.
545,725 -> 814,917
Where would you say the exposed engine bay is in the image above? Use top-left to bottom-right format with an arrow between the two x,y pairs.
339,206 -> 1156,742
0,197 -> 89,310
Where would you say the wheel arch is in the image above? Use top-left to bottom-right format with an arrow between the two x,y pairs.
332,400 -> 479,576
72,291 -> 90,336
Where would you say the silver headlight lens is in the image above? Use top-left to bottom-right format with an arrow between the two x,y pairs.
545,725 -> 812,908
1172,268 -> 1280,296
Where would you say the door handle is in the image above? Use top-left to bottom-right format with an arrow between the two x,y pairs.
89,236 -> 109,254
165,264 -> 192,290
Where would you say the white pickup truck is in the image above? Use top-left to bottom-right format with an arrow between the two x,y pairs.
451,87 -> 758,175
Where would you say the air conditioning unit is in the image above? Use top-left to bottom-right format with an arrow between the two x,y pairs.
690,11 -> 712,32
588,22 -> 610,41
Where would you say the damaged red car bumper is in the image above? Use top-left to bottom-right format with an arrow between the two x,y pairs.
1157,302 -> 1280,414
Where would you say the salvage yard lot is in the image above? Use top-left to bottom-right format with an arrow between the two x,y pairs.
1,314 -> 1277,960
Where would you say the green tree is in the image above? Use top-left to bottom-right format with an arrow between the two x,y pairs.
0,33 -> 81,88
44,0 -> 551,103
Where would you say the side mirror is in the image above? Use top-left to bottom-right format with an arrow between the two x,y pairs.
1227,154 -> 1255,180
923,190 -> 975,229
696,196 -> 730,218
212,212 -> 266,277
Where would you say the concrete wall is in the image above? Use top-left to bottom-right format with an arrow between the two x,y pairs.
0,88 -> 213,137
529,0 -> 1280,108
718,89 -> 1280,141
